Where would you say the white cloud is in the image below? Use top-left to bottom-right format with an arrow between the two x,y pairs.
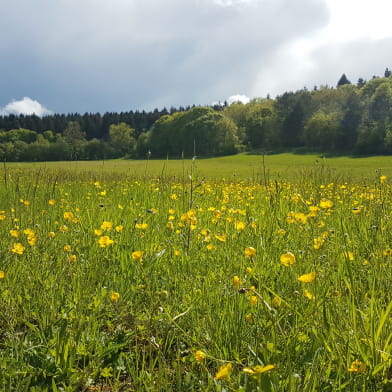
0,97 -> 52,116
212,0 -> 264,7
227,95 -> 250,104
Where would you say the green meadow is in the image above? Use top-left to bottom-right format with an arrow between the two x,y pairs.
1,154 -> 392,391
5,153 -> 392,181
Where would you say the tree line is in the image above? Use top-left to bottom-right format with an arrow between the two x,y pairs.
1,69 -> 392,161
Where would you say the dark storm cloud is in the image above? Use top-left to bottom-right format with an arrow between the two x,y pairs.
0,0 -> 330,113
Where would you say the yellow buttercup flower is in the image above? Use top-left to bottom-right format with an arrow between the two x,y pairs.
64,211 -> 74,221
304,289 -> 315,300
194,350 -> 207,362
12,243 -> 25,255
98,236 -> 114,248
110,292 -> 120,303
313,237 -> 324,250
63,245 -> 71,252
215,234 -> 227,242
348,359 -> 366,373
0,270 -> 4,279
132,251 -> 143,261
234,221 -> 246,231
101,221 -> 113,231
232,276 -> 241,287
9,229 -> 19,238
244,246 -> 256,258
320,199 -> 333,209
214,363 -> 232,380
280,252 -> 296,266
48,199 -> 56,205
380,175 -> 387,184
243,364 -> 274,375
297,272 -> 316,283
135,223 -> 148,230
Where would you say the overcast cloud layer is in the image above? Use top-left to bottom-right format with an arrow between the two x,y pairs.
0,0 -> 391,114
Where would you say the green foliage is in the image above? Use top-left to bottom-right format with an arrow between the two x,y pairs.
147,107 -> 239,157
302,111 -> 341,151
108,122 -> 136,157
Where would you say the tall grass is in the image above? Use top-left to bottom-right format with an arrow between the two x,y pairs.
0,159 -> 392,390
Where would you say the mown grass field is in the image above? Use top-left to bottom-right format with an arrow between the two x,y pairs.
1,154 -> 392,391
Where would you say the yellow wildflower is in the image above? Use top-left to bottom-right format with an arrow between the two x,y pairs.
63,245 -> 71,252
12,243 -> 25,255
48,199 -> 56,205
313,237 -> 324,250
101,221 -> 113,231
249,295 -> 258,305
280,252 -> 296,266
194,350 -> 207,362
115,225 -> 123,233
243,364 -> 274,375
9,229 -> 19,238
48,231 -> 56,238
297,272 -> 316,283
342,251 -> 355,261
132,251 -> 143,261
215,234 -> 227,242
320,199 -> 333,209
166,222 -> 174,230
232,276 -> 241,287
348,359 -> 366,373
135,223 -> 148,230
234,221 -> 246,231
304,289 -> 315,300
380,175 -> 387,184
98,236 -> 114,248
214,363 -> 232,380
110,292 -> 120,303
244,246 -> 256,258
0,270 -> 4,279
64,211 -> 74,221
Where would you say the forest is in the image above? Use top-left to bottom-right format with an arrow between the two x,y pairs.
0,69 -> 392,161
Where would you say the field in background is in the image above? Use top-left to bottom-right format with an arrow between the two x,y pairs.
1,155 -> 392,390
5,153 -> 392,182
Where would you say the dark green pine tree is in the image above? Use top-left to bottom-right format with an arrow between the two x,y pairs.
337,73 -> 351,87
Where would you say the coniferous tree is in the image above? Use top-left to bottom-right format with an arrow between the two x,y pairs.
337,74 -> 351,87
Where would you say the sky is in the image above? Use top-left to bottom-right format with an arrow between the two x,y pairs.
1,0 -> 392,116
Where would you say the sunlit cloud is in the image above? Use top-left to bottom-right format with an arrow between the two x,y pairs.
227,95 -> 250,104
0,97 -> 52,117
